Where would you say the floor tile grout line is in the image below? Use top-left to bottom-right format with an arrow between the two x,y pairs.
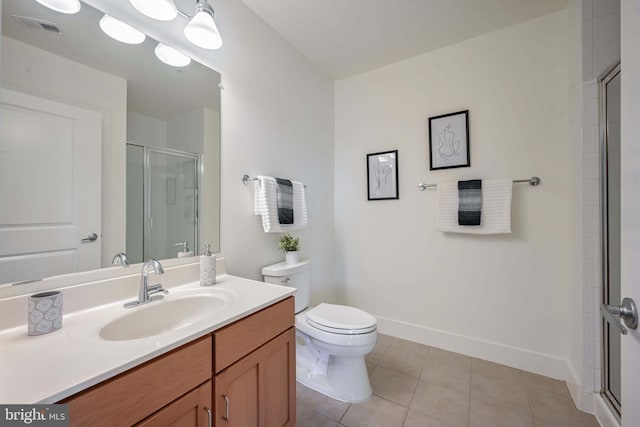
521,371 -> 537,426
404,361 -> 425,426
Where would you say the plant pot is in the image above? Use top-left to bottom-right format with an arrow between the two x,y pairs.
285,251 -> 300,265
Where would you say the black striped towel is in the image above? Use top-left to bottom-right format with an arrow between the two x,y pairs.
458,180 -> 482,226
275,178 -> 294,224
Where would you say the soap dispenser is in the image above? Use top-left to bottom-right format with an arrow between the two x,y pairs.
175,241 -> 193,258
200,244 -> 216,286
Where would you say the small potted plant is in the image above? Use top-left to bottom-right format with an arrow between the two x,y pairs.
279,233 -> 300,264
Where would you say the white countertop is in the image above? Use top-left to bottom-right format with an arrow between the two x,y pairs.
0,274 -> 294,404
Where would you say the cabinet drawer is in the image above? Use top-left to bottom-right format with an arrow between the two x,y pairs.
63,336 -> 212,427
213,297 -> 294,373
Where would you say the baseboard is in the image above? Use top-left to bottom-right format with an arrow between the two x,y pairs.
375,315 -> 571,381
565,361 -> 583,410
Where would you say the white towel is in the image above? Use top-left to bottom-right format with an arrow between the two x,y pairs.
254,175 -> 308,233
437,179 -> 512,234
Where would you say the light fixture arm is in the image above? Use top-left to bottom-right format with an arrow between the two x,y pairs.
195,0 -> 215,19
177,0 -> 215,20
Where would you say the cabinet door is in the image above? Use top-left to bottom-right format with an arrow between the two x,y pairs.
215,328 -> 295,427
136,380 -> 212,427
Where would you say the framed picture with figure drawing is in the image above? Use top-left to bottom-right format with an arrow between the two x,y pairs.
367,150 -> 399,200
428,110 -> 470,170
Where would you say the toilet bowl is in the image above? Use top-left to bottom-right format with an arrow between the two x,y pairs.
262,260 -> 377,403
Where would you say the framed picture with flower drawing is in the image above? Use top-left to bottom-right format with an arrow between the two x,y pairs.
428,110 -> 470,170
367,150 -> 399,200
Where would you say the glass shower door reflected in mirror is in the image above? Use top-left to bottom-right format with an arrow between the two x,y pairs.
126,145 -> 200,263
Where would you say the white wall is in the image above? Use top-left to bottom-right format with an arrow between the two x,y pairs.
563,0 -> 584,410
334,11 -> 576,379
86,0 -> 336,302
127,111 -> 168,148
1,36 -> 127,268
167,108 -> 204,154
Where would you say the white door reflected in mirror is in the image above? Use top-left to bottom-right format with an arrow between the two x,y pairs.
0,89 -> 102,284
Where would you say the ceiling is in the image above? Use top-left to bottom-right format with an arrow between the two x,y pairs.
240,0 -> 568,79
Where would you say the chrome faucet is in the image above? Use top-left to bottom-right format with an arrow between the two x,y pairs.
124,259 -> 169,308
111,252 -> 129,267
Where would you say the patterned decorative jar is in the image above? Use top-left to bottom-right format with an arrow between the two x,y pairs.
28,291 -> 63,336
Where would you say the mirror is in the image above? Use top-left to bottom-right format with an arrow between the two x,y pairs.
0,0 -> 221,287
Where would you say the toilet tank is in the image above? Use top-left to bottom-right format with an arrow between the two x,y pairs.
262,259 -> 311,313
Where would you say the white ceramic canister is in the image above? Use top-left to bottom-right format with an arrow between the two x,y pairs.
200,244 -> 216,286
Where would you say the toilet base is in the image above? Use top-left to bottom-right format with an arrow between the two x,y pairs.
295,332 -> 373,403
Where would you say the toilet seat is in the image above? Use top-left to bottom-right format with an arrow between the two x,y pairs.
305,303 -> 377,335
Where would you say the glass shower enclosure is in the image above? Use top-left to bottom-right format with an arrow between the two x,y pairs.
599,63 -> 621,416
126,144 -> 200,264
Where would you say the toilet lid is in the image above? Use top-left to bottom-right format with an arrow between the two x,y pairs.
306,303 -> 376,332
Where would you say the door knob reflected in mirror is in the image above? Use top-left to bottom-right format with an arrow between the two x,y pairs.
80,233 -> 98,243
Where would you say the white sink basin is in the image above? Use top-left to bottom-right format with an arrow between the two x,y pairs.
99,293 -> 228,341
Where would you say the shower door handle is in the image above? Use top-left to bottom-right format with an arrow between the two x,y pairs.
601,297 -> 638,335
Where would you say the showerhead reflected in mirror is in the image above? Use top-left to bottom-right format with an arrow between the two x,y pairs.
0,0 -> 221,287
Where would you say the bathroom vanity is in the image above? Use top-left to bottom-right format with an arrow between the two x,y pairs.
63,298 -> 295,426
0,261 -> 296,427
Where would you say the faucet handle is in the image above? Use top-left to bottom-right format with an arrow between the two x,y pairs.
148,284 -> 169,296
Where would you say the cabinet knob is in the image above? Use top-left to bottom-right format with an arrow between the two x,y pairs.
222,395 -> 230,421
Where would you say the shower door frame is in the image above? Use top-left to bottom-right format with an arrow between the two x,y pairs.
128,143 -> 202,262
599,61 -> 621,418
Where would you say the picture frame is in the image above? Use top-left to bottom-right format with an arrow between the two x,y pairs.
428,110 -> 470,170
367,150 -> 399,200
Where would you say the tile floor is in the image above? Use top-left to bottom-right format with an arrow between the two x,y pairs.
295,334 -> 600,427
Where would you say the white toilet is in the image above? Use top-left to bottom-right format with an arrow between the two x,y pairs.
262,259 -> 377,403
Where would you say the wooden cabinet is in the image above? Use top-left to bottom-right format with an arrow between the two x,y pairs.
63,336 -> 212,427
60,296 -> 296,427
213,297 -> 295,373
212,297 -> 296,427
214,328 -> 295,427
136,380 -> 212,427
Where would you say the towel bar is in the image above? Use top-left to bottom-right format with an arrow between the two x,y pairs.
242,174 -> 307,188
417,176 -> 540,191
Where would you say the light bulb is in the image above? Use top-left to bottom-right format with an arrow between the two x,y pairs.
34,0 -> 81,14
184,7 -> 222,50
155,43 -> 191,67
99,15 -> 146,45
129,0 -> 177,21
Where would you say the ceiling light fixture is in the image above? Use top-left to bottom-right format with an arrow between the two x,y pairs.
100,15 -> 146,45
129,0 -> 177,22
34,0 -> 81,14
184,0 -> 222,50
155,43 -> 192,67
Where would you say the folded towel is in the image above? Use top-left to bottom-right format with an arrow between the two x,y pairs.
254,176 -> 308,233
275,178 -> 294,224
438,179 -> 512,234
458,180 -> 482,226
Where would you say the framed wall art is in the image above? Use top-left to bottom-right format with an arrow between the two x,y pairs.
428,110 -> 470,170
367,150 -> 399,200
